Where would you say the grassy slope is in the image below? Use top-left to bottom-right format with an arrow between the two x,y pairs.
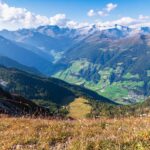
68,98 -> 92,119
1,117 -> 150,150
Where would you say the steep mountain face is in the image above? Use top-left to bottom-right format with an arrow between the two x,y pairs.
0,26 -> 80,63
0,56 -> 42,75
0,87 -> 49,116
0,27 -> 76,50
0,36 -> 53,75
0,66 -> 115,105
0,25 -> 150,104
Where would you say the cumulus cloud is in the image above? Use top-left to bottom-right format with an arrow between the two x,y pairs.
87,9 -> 95,17
139,14 -> 149,20
0,2 -> 91,30
0,2 -> 68,30
0,2 -> 150,30
106,3 -> 118,12
87,3 -> 117,18
49,14 -> 67,26
96,16 -> 150,29
98,11 -> 108,17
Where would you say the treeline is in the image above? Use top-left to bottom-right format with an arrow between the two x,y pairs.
87,98 -> 150,118
34,97 -> 150,119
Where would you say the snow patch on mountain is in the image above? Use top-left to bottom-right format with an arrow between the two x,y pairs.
0,79 -> 8,87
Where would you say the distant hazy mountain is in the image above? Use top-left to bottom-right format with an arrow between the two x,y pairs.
0,35 -> 53,75
1,25 -> 150,104
0,26 -> 78,58
0,56 -> 42,75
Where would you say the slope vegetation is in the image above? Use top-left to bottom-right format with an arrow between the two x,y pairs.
0,87 -> 48,116
0,66 -> 115,105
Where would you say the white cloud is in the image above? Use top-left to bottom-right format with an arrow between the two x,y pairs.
0,2 -> 68,30
98,11 -> 108,17
139,14 -> 149,20
96,16 -> 150,29
1,2 -> 150,30
106,3 -> 118,12
88,3 -> 117,18
66,20 -> 78,28
67,21 -> 91,29
0,2 -> 91,30
112,17 -> 135,25
87,9 -> 95,17
49,14 -> 67,26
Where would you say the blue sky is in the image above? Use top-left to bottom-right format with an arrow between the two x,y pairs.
3,0 -> 150,21
1,0 -> 150,30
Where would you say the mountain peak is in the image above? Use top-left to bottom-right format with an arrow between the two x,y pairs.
114,24 -> 129,31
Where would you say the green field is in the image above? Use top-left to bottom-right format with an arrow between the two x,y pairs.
54,60 -> 146,104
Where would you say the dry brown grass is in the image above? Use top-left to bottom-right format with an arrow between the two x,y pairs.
68,98 -> 92,119
0,116 -> 150,150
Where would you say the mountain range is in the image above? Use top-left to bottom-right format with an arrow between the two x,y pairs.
0,24 -> 150,104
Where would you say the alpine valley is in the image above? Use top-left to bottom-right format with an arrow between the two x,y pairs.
0,24 -> 150,104
2,0 -> 150,149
